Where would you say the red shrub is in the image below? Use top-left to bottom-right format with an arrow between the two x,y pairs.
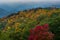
28,24 -> 54,40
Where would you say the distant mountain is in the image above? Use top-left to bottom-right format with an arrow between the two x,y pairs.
11,3 -> 60,12
0,8 -> 10,18
0,2 -> 60,18
54,5 -> 60,8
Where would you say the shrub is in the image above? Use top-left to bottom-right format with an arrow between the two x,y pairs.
28,24 -> 54,40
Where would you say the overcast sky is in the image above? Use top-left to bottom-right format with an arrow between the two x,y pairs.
0,0 -> 60,3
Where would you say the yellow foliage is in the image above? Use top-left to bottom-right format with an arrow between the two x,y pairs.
7,27 -> 11,30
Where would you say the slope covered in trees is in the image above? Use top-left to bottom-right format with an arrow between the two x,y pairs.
0,8 -> 60,40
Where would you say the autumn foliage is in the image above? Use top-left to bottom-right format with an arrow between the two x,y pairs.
0,8 -> 60,40
28,24 -> 54,40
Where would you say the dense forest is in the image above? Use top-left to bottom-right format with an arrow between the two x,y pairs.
0,8 -> 60,40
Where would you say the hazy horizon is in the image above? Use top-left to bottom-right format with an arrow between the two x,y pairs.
0,0 -> 60,18
0,0 -> 60,3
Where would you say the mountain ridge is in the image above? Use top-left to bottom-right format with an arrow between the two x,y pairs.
0,2 -> 60,18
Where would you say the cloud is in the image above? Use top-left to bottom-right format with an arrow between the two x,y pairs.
0,0 -> 60,3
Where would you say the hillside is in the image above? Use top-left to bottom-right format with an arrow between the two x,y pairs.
0,8 -> 60,40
